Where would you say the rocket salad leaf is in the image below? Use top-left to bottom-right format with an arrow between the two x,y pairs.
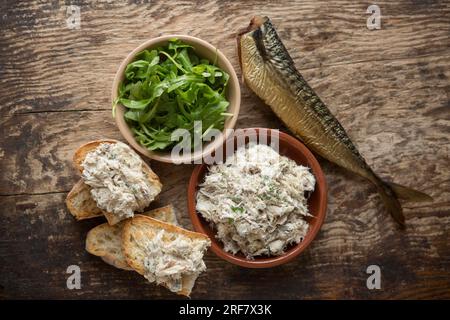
114,38 -> 230,151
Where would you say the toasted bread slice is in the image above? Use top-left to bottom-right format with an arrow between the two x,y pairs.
122,215 -> 210,297
72,139 -> 162,225
86,221 -> 132,270
73,139 -> 160,183
86,205 -> 179,270
73,139 -> 119,173
65,180 -> 164,223
65,179 -> 104,220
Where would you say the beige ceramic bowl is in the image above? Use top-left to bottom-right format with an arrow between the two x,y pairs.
112,35 -> 241,163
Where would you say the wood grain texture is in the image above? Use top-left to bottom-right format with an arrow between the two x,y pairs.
0,0 -> 449,299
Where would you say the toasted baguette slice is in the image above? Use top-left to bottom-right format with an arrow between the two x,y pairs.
122,215 -> 210,297
73,139 -> 162,225
103,211 -> 124,226
86,205 -> 179,270
73,139 -> 160,183
65,180 -> 165,222
86,220 -> 132,270
65,179 -> 104,220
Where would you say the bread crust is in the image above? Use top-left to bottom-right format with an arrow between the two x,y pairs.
73,139 -> 161,183
122,215 -> 210,297
85,206 -> 179,271
65,179 -> 104,220
67,139 -> 162,225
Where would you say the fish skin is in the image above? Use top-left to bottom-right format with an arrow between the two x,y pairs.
237,16 -> 432,227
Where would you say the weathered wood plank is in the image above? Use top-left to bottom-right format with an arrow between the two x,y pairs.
0,0 -> 449,115
1,0 -> 449,300
1,54 -> 448,197
1,190 -> 448,299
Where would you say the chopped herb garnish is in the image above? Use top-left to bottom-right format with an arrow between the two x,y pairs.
231,205 -> 245,213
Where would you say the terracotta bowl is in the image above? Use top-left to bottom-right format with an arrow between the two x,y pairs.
112,35 -> 241,163
188,128 -> 327,268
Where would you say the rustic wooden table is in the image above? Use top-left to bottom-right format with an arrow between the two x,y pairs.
1,0 -> 449,300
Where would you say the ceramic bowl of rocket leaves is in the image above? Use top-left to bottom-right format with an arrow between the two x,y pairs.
112,35 -> 241,163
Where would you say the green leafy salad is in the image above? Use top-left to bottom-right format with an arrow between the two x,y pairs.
114,38 -> 231,151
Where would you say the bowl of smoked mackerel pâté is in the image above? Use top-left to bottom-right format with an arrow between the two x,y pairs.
188,128 -> 328,268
